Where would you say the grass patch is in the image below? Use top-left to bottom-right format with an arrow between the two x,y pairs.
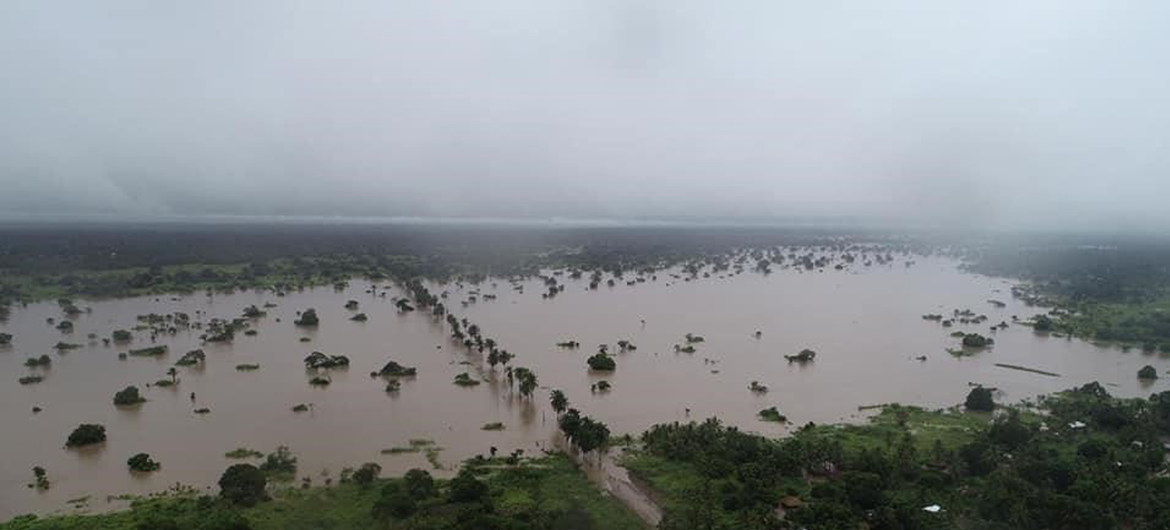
0,454 -> 647,530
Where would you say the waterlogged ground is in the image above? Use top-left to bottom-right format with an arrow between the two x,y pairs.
1,256 -> 1166,520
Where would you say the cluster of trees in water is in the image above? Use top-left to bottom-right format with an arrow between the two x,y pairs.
634,382 -> 1170,530
0,222 -> 929,318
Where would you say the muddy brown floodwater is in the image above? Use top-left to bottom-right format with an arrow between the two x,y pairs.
1,256 -> 1165,520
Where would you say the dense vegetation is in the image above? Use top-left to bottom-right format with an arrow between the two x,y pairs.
65,424 -> 106,448
0,222 -> 911,315
0,454 -> 643,530
626,383 -> 1170,530
963,234 -> 1170,349
5,222 -> 1169,353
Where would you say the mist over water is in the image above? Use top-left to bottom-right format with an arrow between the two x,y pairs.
2,1 -> 1168,230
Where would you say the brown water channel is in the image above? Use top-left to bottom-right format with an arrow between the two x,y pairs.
1,256 -> 1163,519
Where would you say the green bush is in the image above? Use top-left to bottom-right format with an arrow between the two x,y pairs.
127,453 -> 160,472
352,462 -> 381,486
965,386 -> 995,411
586,353 -> 616,371
66,424 -> 106,447
114,385 -> 146,406
219,463 -> 267,506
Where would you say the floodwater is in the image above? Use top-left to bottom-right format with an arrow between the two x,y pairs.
1,256 -> 1165,520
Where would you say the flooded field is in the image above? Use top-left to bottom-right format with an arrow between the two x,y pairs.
1,255 -> 1164,519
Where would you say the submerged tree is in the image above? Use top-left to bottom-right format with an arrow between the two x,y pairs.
66,424 -> 107,447
587,353 -> 616,371
784,349 -> 817,363
514,367 -> 538,398
127,453 -> 160,472
550,389 -> 568,415
113,386 -> 145,406
961,334 -> 994,348
294,309 -> 319,327
379,360 -> 417,377
31,466 -> 49,490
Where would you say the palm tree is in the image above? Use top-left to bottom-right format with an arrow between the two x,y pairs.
166,368 -> 178,384
550,390 -> 568,415
514,367 -> 537,399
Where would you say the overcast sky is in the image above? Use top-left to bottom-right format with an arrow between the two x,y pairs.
1,1 -> 1167,230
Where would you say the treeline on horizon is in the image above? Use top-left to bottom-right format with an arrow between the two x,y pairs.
0,223 -> 907,307
3,222 -> 1170,340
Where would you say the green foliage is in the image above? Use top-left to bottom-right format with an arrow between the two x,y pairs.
2,454 -> 643,530
293,309 -> 318,327
965,386 -> 995,411
633,383 -> 1170,530
403,469 -> 436,500
961,333 -> 993,348
550,389 -> 568,414
558,409 -> 610,454
112,329 -> 133,342
351,463 -> 381,487
447,468 -> 488,503
128,345 -> 168,357
175,349 -> 206,366
758,407 -> 787,422
586,353 -> 616,371
225,448 -> 264,459
378,360 -> 416,377
513,367 -> 537,398
785,348 -> 816,363
113,386 -> 146,406
219,464 -> 268,507
303,351 -> 348,369
258,446 -> 297,479
66,424 -> 106,447
371,483 -> 415,520
127,453 -> 160,472
453,373 -> 480,387
24,355 -> 51,368
1139,365 -> 1158,380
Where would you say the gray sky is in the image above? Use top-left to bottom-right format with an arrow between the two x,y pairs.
1,1 -> 1168,230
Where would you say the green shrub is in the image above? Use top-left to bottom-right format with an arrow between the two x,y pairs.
66,424 -> 106,447
127,453 -> 160,472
